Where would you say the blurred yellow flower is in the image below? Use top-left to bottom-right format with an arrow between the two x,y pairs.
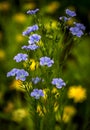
16,34 -> 25,43
4,101 -> 14,113
45,1 -> 60,13
62,105 -> 76,123
0,49 -> 5,60
23,2 -> 36,10
0,1 -> 10,11
12,108 -> 28,122
10,79 -> 25,91
13,13 -> 26,23
45,20 -> 58,30
67,85 -> 87,103
51,20 -> 58,28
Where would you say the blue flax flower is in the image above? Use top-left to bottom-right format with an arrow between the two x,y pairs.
16,69 -> 29,81
32,77 -> 41,84
51,78 -> 66,89
59,16 -> 70,22
14,53 -> 28,62
22,24 -> 38,36
7,68 -> 29,81
65,9 -> 76,17
22,44 -> 39,50
7,68 -> 19,77
40,56 -> 54,67
69,27 -> 84,37
27,8 -> 39,15
30,89 -> 44,99
74,22 -> 86,30
28,34 -> 41,44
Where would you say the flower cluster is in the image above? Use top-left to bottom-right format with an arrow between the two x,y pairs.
30,89 -> 44,99
59,9 -> 85,37
22,44 -> 39,50
7,8 -> 67,100
22,29 -> 41,51
28,34 -> 41,44
14,53 -> 28,62
65,9 -> 76,17
40,56 -> 54,67
51,78 -> 66,89
7,68 -> 29,81
32,77 -> 42,84
7,8 -> 86,100
7,8 -> 87,130
69,22 -> 86,37
59,16 -> 70,22
27,8 -> 39,15
59,9 -> 76,22
22,24 -> 39,36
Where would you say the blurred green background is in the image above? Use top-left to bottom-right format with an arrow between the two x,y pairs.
0,0 -> 90,130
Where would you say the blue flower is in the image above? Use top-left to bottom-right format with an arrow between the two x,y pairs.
14,53 -> 28,62
51,78 -> 66,89
30,89 -> 44,99
28,34 -> 41,44
7,68 -> 29,81
22,44 -> 39,50
65,9 -> 76,17
32,77 -> 41,84
7,68 -> 19,77
59,16 -> 70,22
22,24 -> 39,36
15,69 -> 29,81
40,56 -> 54,67
27,8 -> 39,15
69,27 -> 84,37
74,22 -> 86,30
